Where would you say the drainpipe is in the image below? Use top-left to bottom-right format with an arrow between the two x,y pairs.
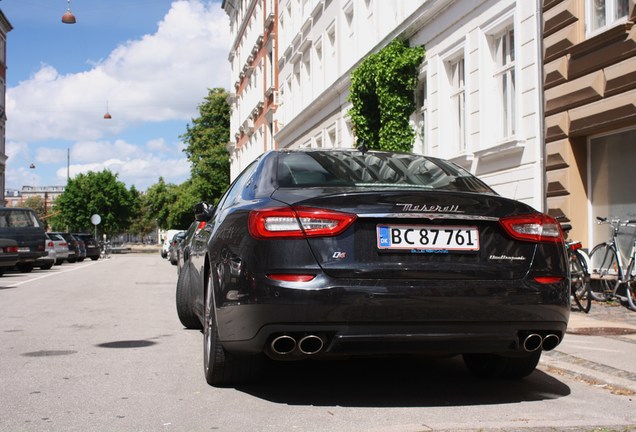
536,0 -> 547,213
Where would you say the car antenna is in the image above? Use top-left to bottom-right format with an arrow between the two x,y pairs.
358,139 -> 368,155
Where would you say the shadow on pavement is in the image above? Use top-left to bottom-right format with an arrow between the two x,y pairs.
237,355 -> 570,407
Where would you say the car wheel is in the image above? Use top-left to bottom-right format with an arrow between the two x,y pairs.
90,256 -> 99,261
17,263 -> 34,273
175,267 -> 201,330
77,258 -> 85,262
463,351 -> 541,379
39,263 -> 53,270
55,259 -> 64,265
203,269 -> 262,387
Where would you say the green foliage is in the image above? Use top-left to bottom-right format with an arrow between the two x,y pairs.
348,39 -> 425,152
181,87 -> 231,201
142,177 -> 178,230
49,170 -> 137,236
22,196 -> 47,222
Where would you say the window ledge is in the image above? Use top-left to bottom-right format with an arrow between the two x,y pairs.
474,139 -> 524,160
449,152 -> 474,170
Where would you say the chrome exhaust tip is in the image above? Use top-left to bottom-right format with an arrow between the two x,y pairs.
298,334 -> 324,355
541,334 -> 560,351
271,335 -> 296,355
522,333 -> 543,352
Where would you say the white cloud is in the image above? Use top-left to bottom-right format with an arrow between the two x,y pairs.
6,0 -> 231,142
4,0 -> 230,191
36,147 -> 68,164
57,154 -> 190,191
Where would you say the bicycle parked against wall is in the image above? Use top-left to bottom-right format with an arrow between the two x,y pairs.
560,223 -> 592,313
588,217 -> 636,312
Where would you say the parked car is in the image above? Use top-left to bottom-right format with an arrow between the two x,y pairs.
0,238 -> 19,276
49,232 -> 80,263
0,208 -> 47,273
176,221 -> 202,274
46,232 -> 70,265
72,233 -> 100,261
176,149 -> 569,387
161,230 -> 182,258
168,231 -> 186,266
35,235 -> 56,270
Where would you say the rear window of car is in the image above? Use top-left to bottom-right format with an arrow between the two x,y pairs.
277,151 -> 494,193
0,209 -> 42,228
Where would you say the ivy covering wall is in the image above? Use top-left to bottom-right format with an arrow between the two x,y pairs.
348,39 -> 425,152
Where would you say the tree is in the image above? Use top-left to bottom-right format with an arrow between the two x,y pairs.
49,170 -> 138,236
181,87 -> 231,203
348,39 -> 425,152
22,196 -> 47,222
142,177 -> 179,230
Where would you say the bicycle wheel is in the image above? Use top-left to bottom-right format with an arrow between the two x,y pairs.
588,243 -> 619,301
625,259 -> 636,312
570,251 -> 591,313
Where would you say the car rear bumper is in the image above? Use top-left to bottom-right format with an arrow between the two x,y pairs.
215,276 -> 570,357
17,251 -> 47,263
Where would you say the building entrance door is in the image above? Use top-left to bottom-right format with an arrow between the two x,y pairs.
589,128 -> 636,262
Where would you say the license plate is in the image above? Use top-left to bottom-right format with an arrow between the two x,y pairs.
18,247 -> 30,252
377,225 -> 480,251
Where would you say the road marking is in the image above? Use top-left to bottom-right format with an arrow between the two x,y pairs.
7,261 -> 100,287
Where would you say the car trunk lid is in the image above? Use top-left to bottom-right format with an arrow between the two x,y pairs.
270,188 -> 538,280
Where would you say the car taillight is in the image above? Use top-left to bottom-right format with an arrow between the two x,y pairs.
5,246 -> 18,253
248,207 -> 357,239
499,214 -> 563,244
47,241 -> 55,247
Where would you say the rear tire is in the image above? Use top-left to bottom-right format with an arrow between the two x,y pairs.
175,266 -> 201,329
39,263 -> 53,270
17,263 -> 34,273
203,269 -> 262,387
463,351 -> 541,379
588,243 -> 618,301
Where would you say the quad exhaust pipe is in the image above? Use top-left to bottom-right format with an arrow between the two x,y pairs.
522,333 -> 561,352
270,334 -> 325,356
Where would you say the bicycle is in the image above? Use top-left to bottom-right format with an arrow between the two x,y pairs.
100,241 -> 112,259
588,217 -> 636,312
560,223 -> 592,313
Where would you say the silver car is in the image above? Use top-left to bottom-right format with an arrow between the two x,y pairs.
46,232 -> 70,265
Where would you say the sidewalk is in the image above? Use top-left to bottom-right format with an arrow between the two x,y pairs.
540,301 -> 636,394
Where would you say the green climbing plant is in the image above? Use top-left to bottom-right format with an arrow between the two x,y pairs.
348,39 -> 425,152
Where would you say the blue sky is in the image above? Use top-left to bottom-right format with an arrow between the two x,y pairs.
1,0 -> 231,191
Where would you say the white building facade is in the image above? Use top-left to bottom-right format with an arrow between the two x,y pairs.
223,0 -> 545,210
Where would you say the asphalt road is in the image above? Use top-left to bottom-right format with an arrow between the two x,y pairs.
0,254 -> 634,432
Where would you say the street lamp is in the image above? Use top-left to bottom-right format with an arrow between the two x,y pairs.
62,0 -> 76,24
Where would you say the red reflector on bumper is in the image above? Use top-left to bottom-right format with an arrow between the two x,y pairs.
534,276 -> 564,284
266,274 -> 316,282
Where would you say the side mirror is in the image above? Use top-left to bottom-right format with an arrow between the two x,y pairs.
194,202 -> 215,222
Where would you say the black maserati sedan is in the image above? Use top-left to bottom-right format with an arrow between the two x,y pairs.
176,149 -> 569,386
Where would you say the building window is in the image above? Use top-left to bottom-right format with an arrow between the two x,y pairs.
344,3 -> 354,37
586,0 -> 629,34
449,57 -> 466,153
493,28 -> 515,139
